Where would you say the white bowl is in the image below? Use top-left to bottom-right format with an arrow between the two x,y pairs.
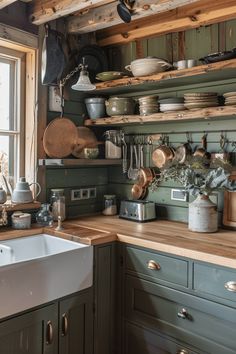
125,58 -> 172,77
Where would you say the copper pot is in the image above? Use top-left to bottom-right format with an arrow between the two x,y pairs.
137,167 -> 154,187
152,145 -> 175,168
131,184 -> 147,200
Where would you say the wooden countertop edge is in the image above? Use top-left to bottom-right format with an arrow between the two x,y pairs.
0,217 -> 236,268
117,234 -> 236,268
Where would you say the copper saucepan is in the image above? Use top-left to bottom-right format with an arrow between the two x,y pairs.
137,167 -> 154,187
152,145 -> 175,168
131,184 -> 147,200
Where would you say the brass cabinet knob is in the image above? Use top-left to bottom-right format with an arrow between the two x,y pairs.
225,281 -> 236,292
147,260 -> 161,270
177,350 -> 189,354
177,308 -> 188,319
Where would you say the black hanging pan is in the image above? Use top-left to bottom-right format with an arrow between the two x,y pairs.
117,0 -> 132,23
41,24 -> 66,85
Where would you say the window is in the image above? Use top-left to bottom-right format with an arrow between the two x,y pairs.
0,47 -> 25,185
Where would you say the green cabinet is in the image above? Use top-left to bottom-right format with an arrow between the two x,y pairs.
0,289 -> 93,354
93,242 -> 117,354
119,244 -> 236,354
0,303 -> 58,354
59,290 -> 93,354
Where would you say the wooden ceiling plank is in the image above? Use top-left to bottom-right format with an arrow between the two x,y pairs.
0,0 -> 17,10
96,0 -> 236,46
30,0 -> 114,25
67,0 -> 200,34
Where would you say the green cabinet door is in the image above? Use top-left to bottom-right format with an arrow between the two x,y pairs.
59,289 -> 93,354
0,303 -> 58,354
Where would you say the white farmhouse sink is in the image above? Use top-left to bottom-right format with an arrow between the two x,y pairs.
0,234 -> 93,319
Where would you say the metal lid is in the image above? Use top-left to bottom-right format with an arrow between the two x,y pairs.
51,189 -> 64,194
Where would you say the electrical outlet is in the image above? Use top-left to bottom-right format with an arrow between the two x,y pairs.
81,189 -> 89,199
171,189 -> 188,202
71,189 -> 82,201
89,188 -> 96,198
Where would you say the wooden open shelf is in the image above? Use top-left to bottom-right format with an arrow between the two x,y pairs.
94,59 -> 236,95
84,105 -> 236,126
0,201 -> 41,211
38,159 -> 122,167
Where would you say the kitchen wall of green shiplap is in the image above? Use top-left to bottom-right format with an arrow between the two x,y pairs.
106,20 -> 236,223
45,20 -> 236,220
45,91 -> 109,218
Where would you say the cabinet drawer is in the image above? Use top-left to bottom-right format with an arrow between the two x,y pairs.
194,262 -> 236,303
125,275 -> 236,354
125,321 -> 201,354
125,246 -> 188,288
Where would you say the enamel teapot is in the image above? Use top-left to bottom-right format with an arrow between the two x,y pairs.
11,177 -> 41,204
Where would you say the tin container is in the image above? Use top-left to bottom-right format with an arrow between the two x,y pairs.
188,194 -> 218,233
11,212 -> 31,229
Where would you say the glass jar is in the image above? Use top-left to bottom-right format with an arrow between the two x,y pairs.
50,189 -> 66,221
105,130 -> 122,159
36,203 -> 53,226
102,195 -> 117,216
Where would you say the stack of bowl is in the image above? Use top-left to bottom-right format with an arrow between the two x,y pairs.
159,97 -> 185,112
184,92 -> 218,110
138,95 -> 159,116
223,92 -> 236,105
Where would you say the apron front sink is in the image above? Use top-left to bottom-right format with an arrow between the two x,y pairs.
0,234 -> 93,319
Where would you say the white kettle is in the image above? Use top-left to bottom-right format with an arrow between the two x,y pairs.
11,177 -> 41,204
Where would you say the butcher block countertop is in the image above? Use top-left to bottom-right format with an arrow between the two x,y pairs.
0,215 -> 236,269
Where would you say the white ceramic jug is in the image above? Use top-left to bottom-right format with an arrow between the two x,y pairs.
11,177 -> 41,204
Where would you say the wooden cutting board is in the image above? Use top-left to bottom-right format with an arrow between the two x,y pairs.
43,117 -> 78,158
223,171 -> 236,228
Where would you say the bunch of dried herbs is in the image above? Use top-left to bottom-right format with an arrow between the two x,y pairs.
150,156 -> 236,196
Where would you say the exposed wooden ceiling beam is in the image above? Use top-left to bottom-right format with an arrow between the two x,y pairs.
67,0 -> 200,34
0,0 -> 17,9
30,0 -> 115,25
97,0 -> 236,47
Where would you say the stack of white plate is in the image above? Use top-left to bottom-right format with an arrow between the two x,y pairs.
184,92 -> 218,110
159,97 -> 185,112
223,92 -> 236,105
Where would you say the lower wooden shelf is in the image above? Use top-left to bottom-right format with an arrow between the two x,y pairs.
84,105 -> 236,126
38,159 -> 122,167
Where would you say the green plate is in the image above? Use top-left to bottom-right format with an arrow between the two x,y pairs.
96,71 -> 126,81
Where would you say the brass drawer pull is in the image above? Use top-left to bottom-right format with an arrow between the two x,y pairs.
177,308 -> 188,319
177,350 -> 189,354
225,281 -> 236,292
147,260 -> 161,270
61,313 -> 68,336
46,320 -> 53,345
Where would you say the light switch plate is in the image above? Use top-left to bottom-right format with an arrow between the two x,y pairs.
48,86 -> 61,112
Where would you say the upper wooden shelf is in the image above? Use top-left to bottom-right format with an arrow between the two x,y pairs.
84,105 -> 236,126
93,59 -> 236,95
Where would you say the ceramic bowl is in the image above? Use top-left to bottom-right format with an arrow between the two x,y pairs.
96,71 -> 125,81
85,97 -> 106,119
105,97 -> 135,116
125,58 -> 172,77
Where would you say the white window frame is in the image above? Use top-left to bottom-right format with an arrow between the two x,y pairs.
0,46 -> 26,183
0,23 -> 38,187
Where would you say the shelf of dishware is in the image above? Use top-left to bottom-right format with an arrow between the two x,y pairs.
38,159 -> 122,167
84,104 -> 236,126
93,58 -> 236,95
